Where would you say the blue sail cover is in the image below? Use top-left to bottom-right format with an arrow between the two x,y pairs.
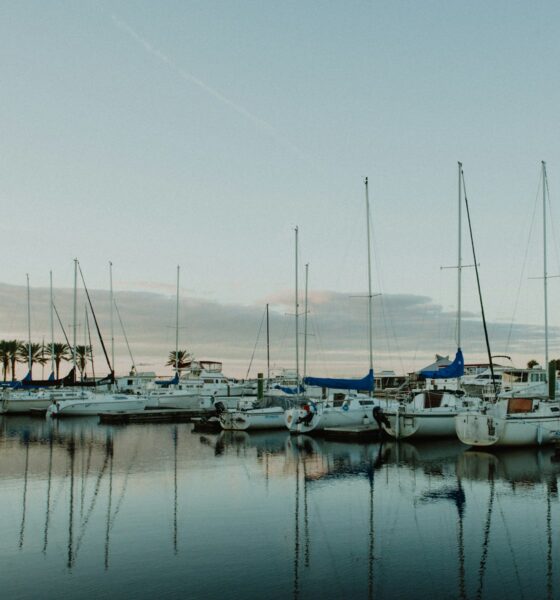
273,384 -> 304,395
155,372 -> 180,386
421,349 -> 464,379
303,369 -> 374,392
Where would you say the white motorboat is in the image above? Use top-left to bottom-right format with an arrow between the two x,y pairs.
146,361 -> 254,409
46,391 -> 146,417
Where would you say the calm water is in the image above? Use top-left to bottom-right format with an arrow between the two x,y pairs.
1,416 -> 559,600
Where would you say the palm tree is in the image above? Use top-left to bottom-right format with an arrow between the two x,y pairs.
4,340 -> 23,381
17,342 -> 48,377
527,359 -> 539,369
166,349 -> 192,372
0,340 -> 10,381
75,345 -> 92,380
46,343 -> 72,379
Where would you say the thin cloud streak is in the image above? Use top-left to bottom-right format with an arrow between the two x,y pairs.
110,13 -> 308,161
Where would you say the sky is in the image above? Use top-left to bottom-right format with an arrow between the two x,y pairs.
2,1 -> 560,377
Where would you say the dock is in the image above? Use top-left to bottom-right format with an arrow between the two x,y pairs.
99,409 -> 209,424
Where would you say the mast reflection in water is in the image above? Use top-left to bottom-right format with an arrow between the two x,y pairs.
1,416 -> 560,599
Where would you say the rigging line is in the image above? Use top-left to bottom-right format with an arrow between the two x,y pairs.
386,294 -> 406,376
78,263 -> 113,376
244,306 -> 266,381
85,306 -> 96,381
462,170 -> 498,400
544,172 -> 560,276
53,302 -> 72,349
506,174 -> 541,352
114,299 -> 136,372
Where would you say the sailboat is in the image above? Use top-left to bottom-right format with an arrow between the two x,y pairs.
287,179 -> 387,435
455,162 -> 560,447
380,164 -> 482,439
221,238 -> 303,431
2,273 -> 84,413
47,261 -> 146,417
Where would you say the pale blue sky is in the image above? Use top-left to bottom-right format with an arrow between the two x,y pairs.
2,1 -> 560,373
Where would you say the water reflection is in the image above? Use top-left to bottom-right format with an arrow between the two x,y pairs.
2,417 -> 560,599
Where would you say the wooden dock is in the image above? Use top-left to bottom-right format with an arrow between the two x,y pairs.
99,409 -> 209,424
322,424 -> 383,441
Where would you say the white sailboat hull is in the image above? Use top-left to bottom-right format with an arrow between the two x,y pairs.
294,405 -> 375,434
455,412 -> 560,447
383,411 -> 458,439
220,407 -> 285,430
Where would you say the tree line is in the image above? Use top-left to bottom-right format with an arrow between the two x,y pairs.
0,341 -> 92,381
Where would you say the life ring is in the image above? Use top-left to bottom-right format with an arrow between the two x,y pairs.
342,403 -> 349,412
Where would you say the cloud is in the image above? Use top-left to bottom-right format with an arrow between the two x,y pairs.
0,283 -> 554,379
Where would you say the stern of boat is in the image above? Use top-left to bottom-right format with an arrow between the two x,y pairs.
455,412 -> 500,447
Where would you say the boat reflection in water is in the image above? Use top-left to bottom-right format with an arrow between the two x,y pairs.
2,417 -> 560,599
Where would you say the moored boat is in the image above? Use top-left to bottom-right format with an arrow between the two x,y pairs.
46,391 -> 147,417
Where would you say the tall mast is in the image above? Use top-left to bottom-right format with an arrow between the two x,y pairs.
83,303 -> 88,379
295,227 -> 300,392
175,265 -> 180,377
49,271 -> 54,376
303,263 -> 309,385
73,259 -> 77,375
543,161 -> 549,375
457,162 -> 463,349
109,261 -> 115,379
365,178 -> 373,375
26,273 -> 31,374
266,303 -> 270,387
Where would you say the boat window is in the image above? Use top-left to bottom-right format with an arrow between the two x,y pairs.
507,398 -> 533,414
550,406 -> 559,412
127,379 -> 133,385
424,391 -> 443,409
332,393 -> 346,407
358,400 -> 374,406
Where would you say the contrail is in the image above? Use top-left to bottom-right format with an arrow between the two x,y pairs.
111,14 -> 308,160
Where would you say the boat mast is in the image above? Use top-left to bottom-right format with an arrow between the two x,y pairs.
266,303 -> 270,387
295,227 -> 300,393
457,162 -> 463,350
49,271 -> 54,376
303,263 -> 309,385
175,265 -> 180,378
26,273 -> 31,375
83,303 -> 88,380
73,259 -> 77,376
365,178 -> 374,384
110,261 -> 115,382
542,161 -> 549,376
